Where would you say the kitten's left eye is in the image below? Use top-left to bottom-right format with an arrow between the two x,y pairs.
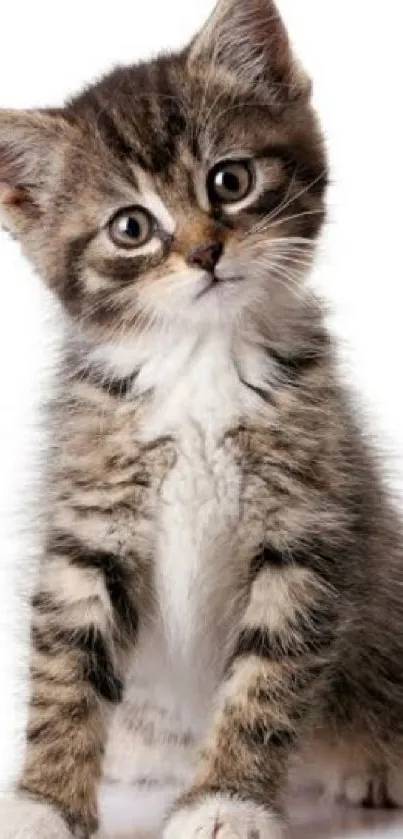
109,206 -> 154,249
208,160 -> 254,206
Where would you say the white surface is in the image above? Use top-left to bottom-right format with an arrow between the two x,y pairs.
98,784 -> 403,839
1,2 -> 403,838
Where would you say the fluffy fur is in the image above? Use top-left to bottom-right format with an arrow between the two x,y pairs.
1,1 -> 403,838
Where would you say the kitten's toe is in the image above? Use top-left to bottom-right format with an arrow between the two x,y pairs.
386,766 -> 403,807
343,774 -> 373,807
164,794 -> 283,839
0,793 -> 73,839
344,773 -> 402,809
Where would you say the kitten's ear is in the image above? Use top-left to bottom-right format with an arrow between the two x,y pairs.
0,109 -> 72,235
189,0 -> 310,103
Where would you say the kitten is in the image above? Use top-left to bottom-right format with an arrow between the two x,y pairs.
1,1 -> 403,838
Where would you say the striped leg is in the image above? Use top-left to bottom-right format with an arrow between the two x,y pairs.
17,533 -> 139,838
165,558 -> 335,839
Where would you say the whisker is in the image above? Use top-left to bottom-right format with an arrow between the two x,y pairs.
265,168 -> 328,225
248,172 -> 299,238
250,209 -> 324,238
248,169 -> 327,240
266,209 -> 325,231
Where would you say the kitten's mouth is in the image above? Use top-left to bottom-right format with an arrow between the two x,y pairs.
196,273 -> 242,299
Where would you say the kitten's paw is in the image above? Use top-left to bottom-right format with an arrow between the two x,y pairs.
385,766 -> 403,808
342,771 -> 403,809
0,793 -> 73,839
164,795 -> 283,839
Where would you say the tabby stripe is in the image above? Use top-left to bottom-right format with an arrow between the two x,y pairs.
30,665 -> 78,690
269,346 -> 324,380
80,367 -> 138,398
32,624 -> 123,704
232,609 -> 334,663
233,627 -> 274,660
152,60 -> 187,171
96,110 -> 137,164
32,592 -> 61,614
27,700 -> 91,744
244,186 -> 288,218
91,254 -> 151,283
250,548 -> 286,577
30,696 -> 91,716
47,532 -> 139,640
236,365 -> 276,406
256,143 -> 302,170
256,144 -> 329,193
238,719 -> 296,750
60,232 -> 96,310
71,626 -> 123,703
252,540 -> 347,583
98,374 -> 137,398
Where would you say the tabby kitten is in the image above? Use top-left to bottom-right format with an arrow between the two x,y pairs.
1,1 -> 403,838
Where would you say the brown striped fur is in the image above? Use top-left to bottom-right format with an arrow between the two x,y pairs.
1,2 -> 403,838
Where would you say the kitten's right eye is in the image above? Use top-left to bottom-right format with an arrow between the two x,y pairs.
109,206 -> 154,249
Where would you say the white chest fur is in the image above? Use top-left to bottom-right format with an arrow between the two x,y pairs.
155,420 -> 244,722
97,330 -> 275,730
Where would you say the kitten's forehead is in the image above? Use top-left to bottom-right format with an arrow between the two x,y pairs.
67,53 -> 284,188
65,62 -> 204,218
69,57 -> 188,175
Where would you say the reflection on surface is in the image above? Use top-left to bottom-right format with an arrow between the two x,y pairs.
287,793 -> 403,838
99,783 -> 403,839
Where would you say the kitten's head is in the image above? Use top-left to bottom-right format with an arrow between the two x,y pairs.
0,0 -> 327,343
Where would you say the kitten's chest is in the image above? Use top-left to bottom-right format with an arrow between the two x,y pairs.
131,431 -> 247,731
145,336 -> 267,607
156,423 -> 245,656
131,341 -> 269,723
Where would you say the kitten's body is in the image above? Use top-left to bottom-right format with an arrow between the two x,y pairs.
47,315 -> 403,823
1,1 -> 403,838
55,329 -> 278,737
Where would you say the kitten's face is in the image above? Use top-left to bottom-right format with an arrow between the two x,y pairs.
0,0 -> 327,342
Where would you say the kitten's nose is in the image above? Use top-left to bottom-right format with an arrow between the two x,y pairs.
186,242 -> 223,273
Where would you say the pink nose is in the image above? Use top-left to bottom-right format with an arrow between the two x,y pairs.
186,242 -> 223,273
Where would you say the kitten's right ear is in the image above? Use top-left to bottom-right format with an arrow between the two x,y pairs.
188,0 -> 310,104
0,109 -> 73,236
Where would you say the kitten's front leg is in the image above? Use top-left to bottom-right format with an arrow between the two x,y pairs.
0,533 -> 139,839
165,557 -> 335,839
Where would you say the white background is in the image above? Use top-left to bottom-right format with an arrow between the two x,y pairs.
0,1 -> 402,835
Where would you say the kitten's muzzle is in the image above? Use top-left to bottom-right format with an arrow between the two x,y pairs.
186,242 -> 223,274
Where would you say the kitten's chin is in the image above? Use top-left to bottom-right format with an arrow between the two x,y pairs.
189,273 -> 256,328
139,270 -> 255,331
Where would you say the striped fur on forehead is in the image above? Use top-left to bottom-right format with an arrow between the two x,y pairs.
68,56 -> 189,178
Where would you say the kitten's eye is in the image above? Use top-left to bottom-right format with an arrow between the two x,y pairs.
208,160 -> 254,206
109,207 -> 154,249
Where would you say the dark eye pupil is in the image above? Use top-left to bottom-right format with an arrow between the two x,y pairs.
125,216 -> 141,239
218,171 -> 240,193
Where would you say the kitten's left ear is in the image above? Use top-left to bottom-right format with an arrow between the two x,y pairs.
189,0 -> 310,104
0,109 -> 73,235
